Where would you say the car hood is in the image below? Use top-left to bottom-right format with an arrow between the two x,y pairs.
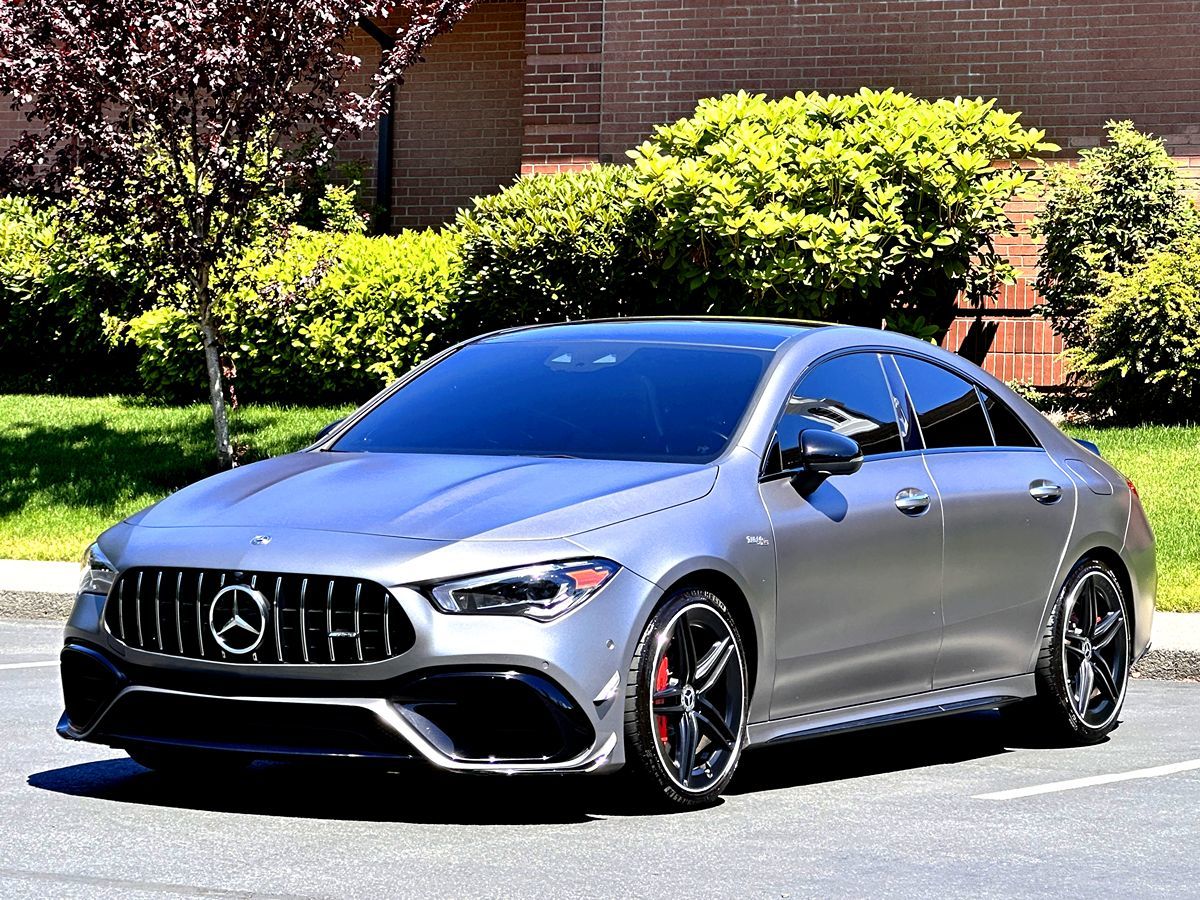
129,451 -> 718,542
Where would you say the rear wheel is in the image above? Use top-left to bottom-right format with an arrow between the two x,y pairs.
623,589 -> 749,809
126,745 -> 251,776
1009,559 -> 1131,744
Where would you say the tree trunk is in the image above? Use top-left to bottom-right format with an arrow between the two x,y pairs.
199,315 -> 234,470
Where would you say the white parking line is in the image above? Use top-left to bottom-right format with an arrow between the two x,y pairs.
0,660 -> 57,671
975,759 -> 1200,800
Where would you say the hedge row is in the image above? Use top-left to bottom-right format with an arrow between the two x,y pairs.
3,89 -> 1057,405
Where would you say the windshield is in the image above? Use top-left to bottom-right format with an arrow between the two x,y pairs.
331,339 -> 773,463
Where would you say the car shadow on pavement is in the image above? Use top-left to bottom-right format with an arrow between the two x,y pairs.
28,711 -> 1018,824
727,710 -> 1013,796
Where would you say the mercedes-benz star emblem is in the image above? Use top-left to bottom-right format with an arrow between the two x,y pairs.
208,584 -> 271,655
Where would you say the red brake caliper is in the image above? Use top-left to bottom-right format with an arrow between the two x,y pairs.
654,654 -> 671,745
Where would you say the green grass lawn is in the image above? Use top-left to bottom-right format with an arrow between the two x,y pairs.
1,395 -> 1196,611
0,395 -> 352,562
1066,424 -> 1200,613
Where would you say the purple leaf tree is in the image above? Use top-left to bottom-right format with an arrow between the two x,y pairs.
0,0 -> 477,467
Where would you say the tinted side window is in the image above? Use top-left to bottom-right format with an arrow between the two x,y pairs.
980,389 -> 1039,448
881,355 -> 922,452
894,356 -> 993,450
778,353 -> 902,458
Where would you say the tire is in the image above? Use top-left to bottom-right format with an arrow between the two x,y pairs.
126,745 -> 251,776
622,588 -> 749,809
1007,558 -> 1132,745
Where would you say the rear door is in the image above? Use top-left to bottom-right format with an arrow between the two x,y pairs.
890,354 -> 1077,688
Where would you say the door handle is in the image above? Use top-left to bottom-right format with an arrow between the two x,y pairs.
1029,479 -> 1062,504
895,487 -> 931,516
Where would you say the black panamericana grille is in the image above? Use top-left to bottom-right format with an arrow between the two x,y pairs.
103,567 -> 415,664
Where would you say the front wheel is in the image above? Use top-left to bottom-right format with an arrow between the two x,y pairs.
1009,559 -> 1132,744
622,588 -> 749,809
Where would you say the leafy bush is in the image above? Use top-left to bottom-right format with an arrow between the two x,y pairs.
1034,121 -> 1200,346
1068,238 -> 1200,423
628,89 -> 1055,335
453,166 -> 657,338
0,197 -> 140,393
122,227 -> 460,404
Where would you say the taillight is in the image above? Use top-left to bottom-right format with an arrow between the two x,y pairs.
1126,478 -> 1139,499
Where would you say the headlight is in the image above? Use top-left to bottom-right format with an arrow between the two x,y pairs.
427,560 -> 619,621
78,542 -> 116,596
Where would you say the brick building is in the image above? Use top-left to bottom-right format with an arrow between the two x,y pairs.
5,1 -> 1199,384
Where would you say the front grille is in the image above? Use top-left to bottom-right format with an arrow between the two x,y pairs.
103,567 -> 415,664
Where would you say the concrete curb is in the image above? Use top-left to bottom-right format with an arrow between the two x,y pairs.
1,591 -> 75,622
4,587 -> 1199,681
1132,650 -> 1200,683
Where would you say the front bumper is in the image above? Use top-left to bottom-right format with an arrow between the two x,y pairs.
59,563 -> 658,774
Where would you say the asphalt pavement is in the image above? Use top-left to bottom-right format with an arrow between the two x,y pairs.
2,618 -> 1199,899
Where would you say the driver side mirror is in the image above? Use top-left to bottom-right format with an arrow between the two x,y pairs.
777,429 -> 863,494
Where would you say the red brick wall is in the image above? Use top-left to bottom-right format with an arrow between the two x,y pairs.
341,1 -> 526,229
0,106 -> 24,157
522,0 -> 603,173
588,0 -> 1200,161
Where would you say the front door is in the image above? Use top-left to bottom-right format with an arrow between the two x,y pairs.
760,353 -> 944,719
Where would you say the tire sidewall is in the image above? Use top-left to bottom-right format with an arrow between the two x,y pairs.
1044,559 -> 1132,741
625,588 -> 749,808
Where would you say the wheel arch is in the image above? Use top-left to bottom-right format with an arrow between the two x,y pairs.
659,568 -> 760,701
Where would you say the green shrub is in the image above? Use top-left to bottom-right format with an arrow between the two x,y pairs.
628,89 -> 1054,335
0,197 -> 140,393
454,166 -> 657,337
1034,121 -> 1200,347
1068,238 -> 1200,423
122,227 -> 460,403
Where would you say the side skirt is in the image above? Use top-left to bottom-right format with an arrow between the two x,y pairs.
746,673 -> 1035,747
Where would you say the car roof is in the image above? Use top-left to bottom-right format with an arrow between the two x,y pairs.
478,317 -> 832,351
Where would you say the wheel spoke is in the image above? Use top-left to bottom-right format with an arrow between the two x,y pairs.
1092,653 -> 1120,701
1075,660 -> 1095,713
674,615 -> 698,683
675,711 -> 699,784
1080,579 -> 1098,637
695,637 -> 733,695
1064,641 -> 1086,660
653,684 -> 685,715
1093,611 -> 1123,650
696,697 -> 736,750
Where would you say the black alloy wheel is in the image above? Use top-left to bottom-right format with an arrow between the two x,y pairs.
624,588 -> 748,808
1009,558 -> 1132,745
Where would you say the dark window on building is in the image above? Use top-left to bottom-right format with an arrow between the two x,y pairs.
980,389 -> 1039,448
894,356 -> 993,450
778,353 -> 903,458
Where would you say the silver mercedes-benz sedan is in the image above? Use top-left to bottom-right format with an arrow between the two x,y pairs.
59,318 -> 1155,808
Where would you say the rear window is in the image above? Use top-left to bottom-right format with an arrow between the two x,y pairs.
894,356 -> 993,450
332,340 -> 772,463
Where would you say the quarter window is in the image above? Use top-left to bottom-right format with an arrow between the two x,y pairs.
894,356 -> 993,450
980,389 -> 1039,448
778,353 -> 903,458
